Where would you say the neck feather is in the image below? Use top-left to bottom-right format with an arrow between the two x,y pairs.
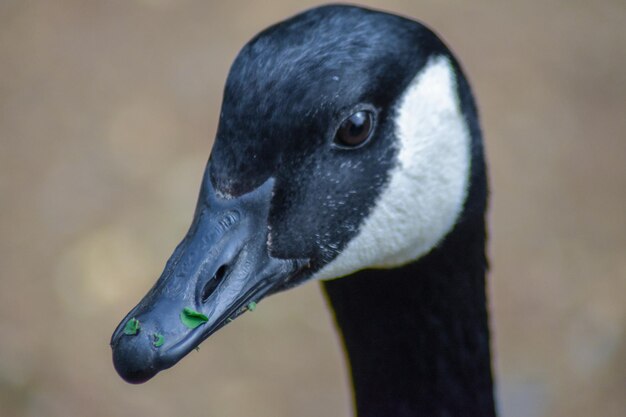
322,211 -> 495,417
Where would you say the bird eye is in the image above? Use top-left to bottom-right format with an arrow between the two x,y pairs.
334,110 -> 374,147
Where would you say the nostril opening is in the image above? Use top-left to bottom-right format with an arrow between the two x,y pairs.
202,264 -> 228,303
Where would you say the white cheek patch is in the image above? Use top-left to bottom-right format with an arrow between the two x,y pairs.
313,56 -> 471,280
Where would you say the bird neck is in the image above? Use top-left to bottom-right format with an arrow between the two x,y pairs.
323,214 -> 496,417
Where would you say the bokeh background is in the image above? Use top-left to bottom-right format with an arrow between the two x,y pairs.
1,1 -> 625,416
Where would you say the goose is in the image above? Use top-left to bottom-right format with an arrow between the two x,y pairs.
110,5 -> 495,417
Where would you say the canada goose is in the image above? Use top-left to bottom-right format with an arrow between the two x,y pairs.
111,5 -> 495,416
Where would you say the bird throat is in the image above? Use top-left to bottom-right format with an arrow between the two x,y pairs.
323,212 -> 496,417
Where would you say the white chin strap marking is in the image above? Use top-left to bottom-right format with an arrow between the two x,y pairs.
314,56 -> 471,280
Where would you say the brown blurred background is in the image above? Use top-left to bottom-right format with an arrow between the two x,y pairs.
1,1 -> 625,416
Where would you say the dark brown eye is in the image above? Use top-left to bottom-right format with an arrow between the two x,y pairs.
334,110 -> 374,147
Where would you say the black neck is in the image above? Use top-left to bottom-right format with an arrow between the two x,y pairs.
323,213 -> 495,417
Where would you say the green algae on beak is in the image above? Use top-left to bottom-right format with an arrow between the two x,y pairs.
123,318 -> 141,335
180,307 -> 209,329
247,301 -> 257,311
152,333 -> 164,347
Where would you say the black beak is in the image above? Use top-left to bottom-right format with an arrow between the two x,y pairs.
110,176 -> 308,384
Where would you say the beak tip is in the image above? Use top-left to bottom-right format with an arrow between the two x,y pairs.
111,331 -> 160,384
